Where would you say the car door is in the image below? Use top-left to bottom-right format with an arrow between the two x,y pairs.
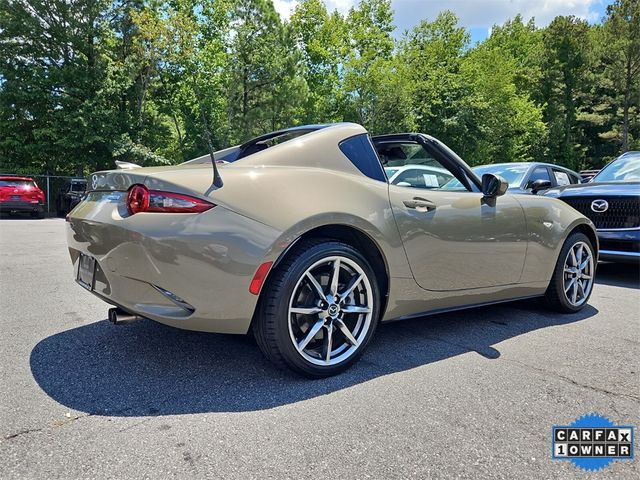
551,167 -> 577,186
373,134 -> 528,291
525,165 -> 553,191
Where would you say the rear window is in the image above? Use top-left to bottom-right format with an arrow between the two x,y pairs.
0,179 -> 36,188
70,182 -> 86,192
236,127 -> 328,160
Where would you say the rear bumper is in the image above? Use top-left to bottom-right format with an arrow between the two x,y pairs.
597,229 -> 640,263
67,194 -> 282,334
0,201 -> 43,212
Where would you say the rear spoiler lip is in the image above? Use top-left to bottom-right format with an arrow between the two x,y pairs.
115,160 -> 142,170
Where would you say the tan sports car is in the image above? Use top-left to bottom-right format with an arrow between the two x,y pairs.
67,123 -> 597,377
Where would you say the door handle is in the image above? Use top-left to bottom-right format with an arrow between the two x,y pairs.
403,197 -> 436,211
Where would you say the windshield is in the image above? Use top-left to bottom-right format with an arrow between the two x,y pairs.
443,164 -> 529,189
473,164 -> 529,185
0,179 -> 36,188
70,182 -> 86,192
592,153 -> 640,182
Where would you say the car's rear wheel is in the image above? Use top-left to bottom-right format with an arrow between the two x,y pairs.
254,239 -> 380,377
544,232 -> 595,312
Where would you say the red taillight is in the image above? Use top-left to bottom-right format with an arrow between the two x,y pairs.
249,261 -> 273,295
126,185 -> 149,214
126,184 -> 214,215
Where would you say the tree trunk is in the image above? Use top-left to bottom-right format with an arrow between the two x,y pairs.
242,69 -> 249,136
622,54 -> 632,152
171,112 -> 185,160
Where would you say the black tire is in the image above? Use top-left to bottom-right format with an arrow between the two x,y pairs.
543,232 -> 596,313
31,210 -> 44,219
253,239 -> 381,378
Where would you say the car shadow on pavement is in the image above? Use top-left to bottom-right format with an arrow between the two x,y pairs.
0,214 -> 40,220
595,262 -> 640,289
30,301 -> 597,416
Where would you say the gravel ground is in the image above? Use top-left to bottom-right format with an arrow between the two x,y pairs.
1,217 -> 638,479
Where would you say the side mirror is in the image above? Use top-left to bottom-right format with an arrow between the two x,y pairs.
481,173 -> 508,197
396,181 -> 412,187
530,179 -> 552,194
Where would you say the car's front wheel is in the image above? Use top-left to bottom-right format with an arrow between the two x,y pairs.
544,232 -> 596,312
254,239 -> 381,377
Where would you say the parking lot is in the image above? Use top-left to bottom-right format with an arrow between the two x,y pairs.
0,218 -> 638,479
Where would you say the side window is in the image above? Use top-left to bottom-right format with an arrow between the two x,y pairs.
527,166 -> 552,188
339,134 -> 386,182
375,141 -> 460,191
394,170 -> 425,188
552,169 -> 571,186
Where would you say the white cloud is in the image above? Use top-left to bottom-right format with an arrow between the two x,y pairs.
392,0 -> 603,32
272,0 -> 297,20
273,0 -> 356,20
273,0 -> 604,31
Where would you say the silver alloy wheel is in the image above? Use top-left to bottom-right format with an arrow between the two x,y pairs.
562,241 -> 594,307
288,255 -> 373,366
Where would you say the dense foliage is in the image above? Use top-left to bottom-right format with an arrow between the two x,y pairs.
1,0 -> 638,175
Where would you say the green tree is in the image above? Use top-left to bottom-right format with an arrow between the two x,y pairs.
0,0 -> 113,174
0,0 -> 171,174
399,11 -> 469,152
0,0 -> 634,175
133,0 -> 230,164
290,0 -> 346,123
464,15 -> 546,164
226,0 -> 307,143
483,15 -> 543,100
601,0 -> 640,152
539,16 -> 591,170
343,0 -> 413,133
460,44 -> 546,164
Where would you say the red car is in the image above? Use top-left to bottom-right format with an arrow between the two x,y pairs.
0,176 -> 46,218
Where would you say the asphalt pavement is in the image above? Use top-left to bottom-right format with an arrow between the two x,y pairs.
1,218 -> 638,479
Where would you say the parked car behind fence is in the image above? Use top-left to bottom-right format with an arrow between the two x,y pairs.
0,176 -> 45,217
0,174 -> 86,216
56,178 -> 87,216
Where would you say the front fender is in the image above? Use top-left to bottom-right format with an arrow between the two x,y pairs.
516,195 -> 598,283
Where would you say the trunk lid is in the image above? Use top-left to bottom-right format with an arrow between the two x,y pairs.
0,179 -> 43,203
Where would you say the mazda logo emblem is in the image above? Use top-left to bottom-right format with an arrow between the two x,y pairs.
590,199 -> 609,213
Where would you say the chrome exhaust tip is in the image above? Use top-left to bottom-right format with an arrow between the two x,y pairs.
108,307 -> 141,325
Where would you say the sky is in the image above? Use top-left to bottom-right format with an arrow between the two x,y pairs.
273,0 -> 611,43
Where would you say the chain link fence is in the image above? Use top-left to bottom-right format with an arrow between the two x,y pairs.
0,173 -> 86,215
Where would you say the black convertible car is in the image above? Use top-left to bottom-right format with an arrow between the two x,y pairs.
546,151 -> 640,262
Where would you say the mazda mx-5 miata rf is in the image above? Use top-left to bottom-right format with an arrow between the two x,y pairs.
67,123 -> 598,377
